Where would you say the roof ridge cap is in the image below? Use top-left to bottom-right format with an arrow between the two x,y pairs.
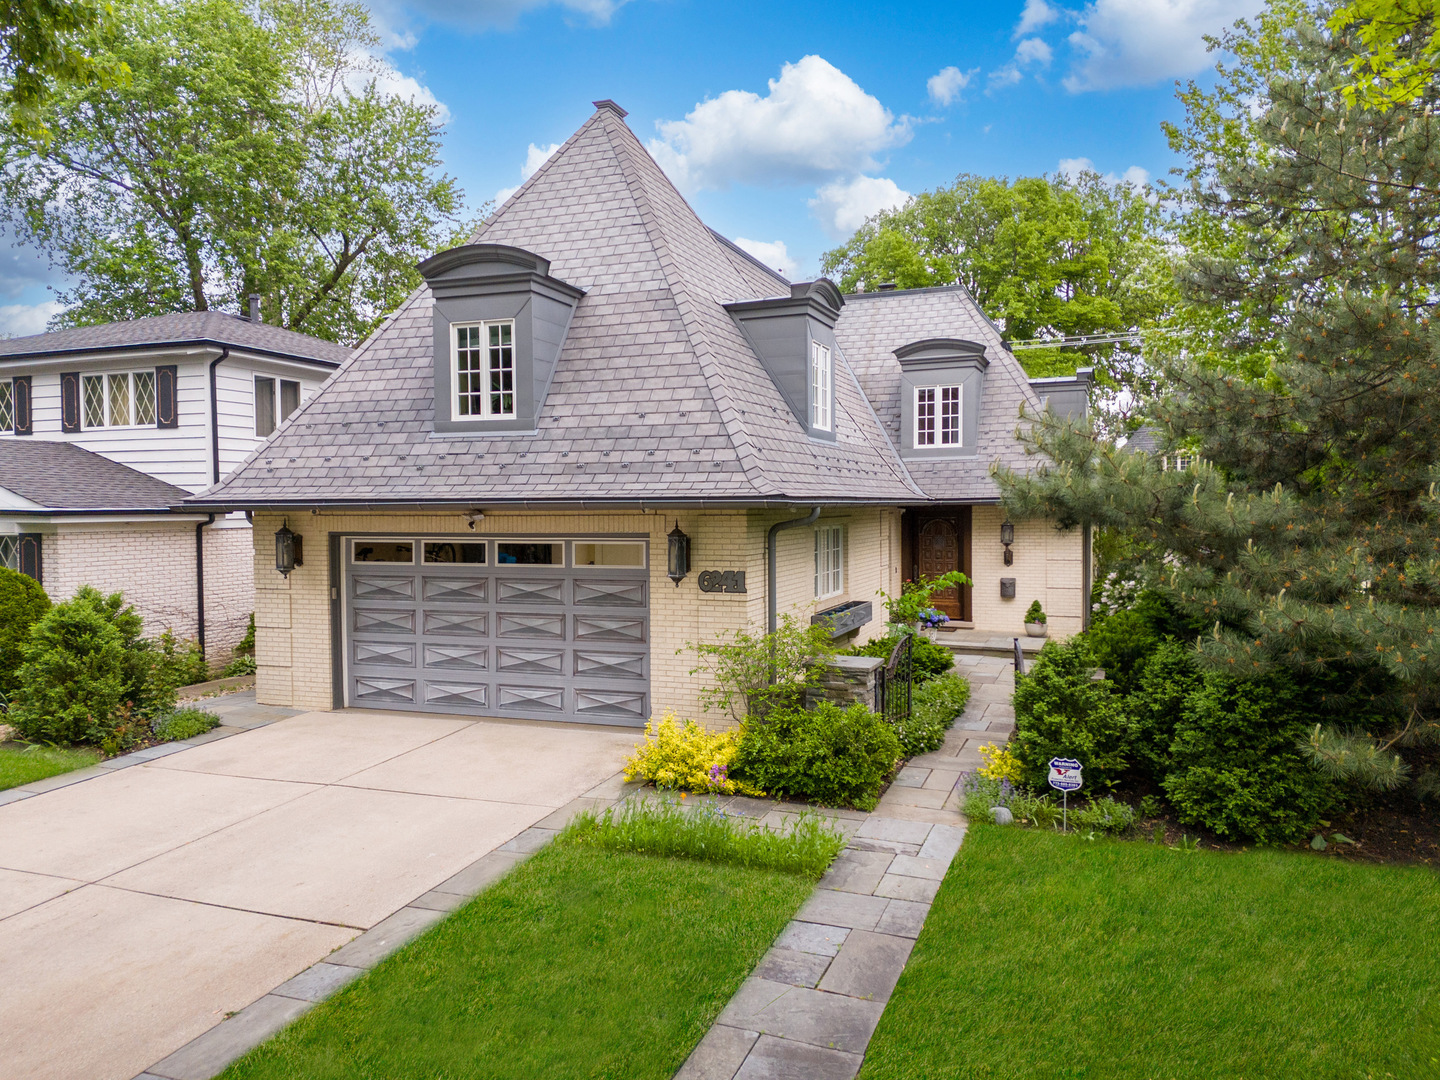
597,113 -> 779,498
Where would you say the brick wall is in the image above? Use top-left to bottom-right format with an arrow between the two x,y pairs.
202,523 -> 255,660
967,504 -> 1086,638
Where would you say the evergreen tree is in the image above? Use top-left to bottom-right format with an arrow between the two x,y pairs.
998,1 -> 1440,797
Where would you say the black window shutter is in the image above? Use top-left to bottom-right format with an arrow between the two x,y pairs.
12,376 -> 32,435
18,534 -> 42,584
60,371 -> 81,433
156,365 -> 179,428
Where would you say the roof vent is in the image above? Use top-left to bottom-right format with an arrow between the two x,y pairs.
592,99 -> 628,118
877,282 -> 898,292
248,294 -> 260,322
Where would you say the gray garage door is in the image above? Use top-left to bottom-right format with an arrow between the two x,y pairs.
343,537 -> 649,726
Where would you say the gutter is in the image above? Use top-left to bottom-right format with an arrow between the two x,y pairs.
766,507 -> 821,635
209,347 -> 230,485
195,513 -> 215,659
179,496 -> 907,514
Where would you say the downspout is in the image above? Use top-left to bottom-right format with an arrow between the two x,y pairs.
209,347 -> 230,485
767,507 -> 822,635
195,513 -> 215,660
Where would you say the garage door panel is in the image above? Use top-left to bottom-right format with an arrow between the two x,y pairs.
354,642 -> 415,666
497,647 -> 565,675
422,577 -> 488,602
497,578 -> 565,604
354,677 -> 415,704
497,612 -> 566,638
574,650 -> 646,679
423,645 -> 488,670
574,580 -> 646,606
498,685 -> 566,712
352,575 -> 415,601
575,689 -> 647,720
574,615 -> 646,643
423,610 -> 488,636
354,608 -> 415,634
424,681 -> 489,707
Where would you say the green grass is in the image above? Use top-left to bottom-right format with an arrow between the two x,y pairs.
219,842 -> 815,1080
861,825 -> 1440,1080
563,795 -> 847,877
0,742 -> 100,791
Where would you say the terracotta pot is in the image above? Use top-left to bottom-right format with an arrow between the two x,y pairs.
1024,621 -> 1048,638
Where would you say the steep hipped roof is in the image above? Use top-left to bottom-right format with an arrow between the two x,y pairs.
0,440 -> 190,511
832,285 -> 1045,502
0,311 -> 349,367
190,104 -> 922,509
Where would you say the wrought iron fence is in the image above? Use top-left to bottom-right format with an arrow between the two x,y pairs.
876,634 -> 913,727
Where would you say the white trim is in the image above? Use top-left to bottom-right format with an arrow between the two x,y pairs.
451,319 -> 516,421
810,341 -> 832,432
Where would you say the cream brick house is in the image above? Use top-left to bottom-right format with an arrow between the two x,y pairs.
186,101 -> 1089,725
0,310 -> 344,660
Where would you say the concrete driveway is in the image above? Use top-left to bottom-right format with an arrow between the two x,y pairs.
0,710 -> 636,1080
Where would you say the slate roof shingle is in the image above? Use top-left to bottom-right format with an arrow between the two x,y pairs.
0,440 -> 191,510
0,311 -> 350,367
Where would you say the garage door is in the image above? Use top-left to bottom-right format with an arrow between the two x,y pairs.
343,536 -> 649,726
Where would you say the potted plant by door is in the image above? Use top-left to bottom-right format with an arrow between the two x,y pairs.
1024,600 -> 1048,638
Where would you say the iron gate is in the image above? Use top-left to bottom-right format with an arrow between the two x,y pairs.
876,634 -> 913,727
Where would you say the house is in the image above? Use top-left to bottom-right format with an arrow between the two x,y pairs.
184,100 -> 1090,726
0,309 -> 345,658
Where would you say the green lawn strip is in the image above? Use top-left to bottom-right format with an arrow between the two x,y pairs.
0,743 -> 100,791
861,825 -> 1440,1080
219,842 -> 814,1080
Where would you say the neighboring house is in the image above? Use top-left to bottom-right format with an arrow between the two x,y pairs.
186,100 -> 1090,726
0,310 -> 346,659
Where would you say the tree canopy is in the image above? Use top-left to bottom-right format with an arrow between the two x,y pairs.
0,0 -> 128,140
999,1 -> 1440,797
820,171 -> 1172,429
0,0 -> 465,344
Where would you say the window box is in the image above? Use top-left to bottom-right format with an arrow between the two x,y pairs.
811,599 -> 873,639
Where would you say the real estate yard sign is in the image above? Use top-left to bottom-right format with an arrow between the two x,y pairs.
1048,758 -> 1082,831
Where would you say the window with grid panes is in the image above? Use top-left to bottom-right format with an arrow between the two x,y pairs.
814,525 -> 843,599
0,536 -> 15,570
454,320 -> 515,419
81,372 -> 157,427
810,340 -> 832,431
0,382 -> 11,431
915,384 -> 962,446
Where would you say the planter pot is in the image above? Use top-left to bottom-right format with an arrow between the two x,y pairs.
1024,621 -> 1048,638
922,627 -> 942,642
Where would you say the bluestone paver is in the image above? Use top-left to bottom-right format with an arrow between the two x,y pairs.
873,873 -> 942,903
773,921 -> 850,957
732,1035 -> 863,1080
270,962 -> 366,1003
717,978 -> 886,1054
148,995 -> 313,1080
753,947 -> 832,988
815,931 -> 915,1002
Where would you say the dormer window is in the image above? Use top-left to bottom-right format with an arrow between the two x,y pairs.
915,385 -> 962,446
454,321 -> 516,419
810,341 -> 832,432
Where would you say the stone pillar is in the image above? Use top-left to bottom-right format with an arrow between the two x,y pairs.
805,654 -> 885,712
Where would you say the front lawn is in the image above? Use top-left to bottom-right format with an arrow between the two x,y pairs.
861,825 -> 1440,1079
0,743 -> 100,791
220,840 -> 815,1080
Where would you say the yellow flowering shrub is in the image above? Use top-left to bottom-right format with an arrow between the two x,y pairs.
977,742 -> 1023,784
623,711 -> 763,796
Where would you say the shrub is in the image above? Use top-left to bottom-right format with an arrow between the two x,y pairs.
1083,608 -> 1161,694
220,653 -> 257,677
690,615 -> 835,721
1126,640 -> 1203,779
1071,795 -> 1138,836
1011,638 -> 1134,791
0,567 -> 49,699
892,672 -> 971,756
149,630 -> 209,694
1025,600 -> 1046,624
623,711 -> 761,796
977,741 -> 1022,784
153,706 -> 219,742
849,633 -> 954,685
8,587 -> 146,750
881,571 -> 969,627
1163,671 -> 1338,845
235,612 -> 256,654
560,796 -> 845,878
733,702 -> 901,810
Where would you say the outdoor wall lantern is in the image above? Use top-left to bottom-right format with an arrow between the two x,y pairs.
667,521 -> 691,587
275,520 -> 303,578
1000,519 -> 1015,566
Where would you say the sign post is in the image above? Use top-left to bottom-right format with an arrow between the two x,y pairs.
1047,758 -> 1083,831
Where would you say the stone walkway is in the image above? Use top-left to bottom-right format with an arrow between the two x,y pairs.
672,656 -> 1016,1080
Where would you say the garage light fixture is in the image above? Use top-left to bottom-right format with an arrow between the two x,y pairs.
1000,519 -> 1014,567
667,521 -> 691,587
275,519 -> 303,578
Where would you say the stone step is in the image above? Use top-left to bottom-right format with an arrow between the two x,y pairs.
935,632 -> 1045,659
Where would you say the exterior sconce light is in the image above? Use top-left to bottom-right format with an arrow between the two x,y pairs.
1000,519 -> 1014,567
667,521 -> 691,587
274,519 -> 303,578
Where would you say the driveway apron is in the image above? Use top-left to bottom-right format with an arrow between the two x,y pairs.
0,709 -> 635,1080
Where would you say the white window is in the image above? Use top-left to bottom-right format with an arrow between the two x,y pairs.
814,525 -> 843,599
454,321 -> 515,419
0,382 -> 11,431
915,384 -> 962,447
255,377 -> 301,437
81,371 -> 156,428
810,340 -> 832,432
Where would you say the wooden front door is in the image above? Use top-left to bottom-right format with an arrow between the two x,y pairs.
918,518 -> 962,619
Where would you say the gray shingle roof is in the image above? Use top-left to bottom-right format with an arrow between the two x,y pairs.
0,440 -> 190,511
832,286 -> 1045,502
190,106 -> 925,508
0,311 -> 349,367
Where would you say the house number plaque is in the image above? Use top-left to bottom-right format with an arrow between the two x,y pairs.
697,570 -> 747,593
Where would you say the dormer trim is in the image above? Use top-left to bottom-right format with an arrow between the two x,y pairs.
894,338 -> 989,368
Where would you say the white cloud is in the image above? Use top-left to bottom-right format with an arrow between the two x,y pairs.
648,56 -> 911,192
1015,0 -> 1062,35
1063,0 -> 1262,91
733,238 -> 799,279
494,141 -> 562,204
1015,37 -> 1054,66
927,65 -> 977,106
809,175 -> 911,238
0,301 -> 63,339
1057,156 -> 1151,188
352,55 -> 452,123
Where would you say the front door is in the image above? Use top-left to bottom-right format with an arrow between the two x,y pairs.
918,519 -> 962,619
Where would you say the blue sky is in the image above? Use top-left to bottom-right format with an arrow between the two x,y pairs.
0,0 -> 1262,335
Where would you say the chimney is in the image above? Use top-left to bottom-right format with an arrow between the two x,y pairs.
248,294 -> 261,322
